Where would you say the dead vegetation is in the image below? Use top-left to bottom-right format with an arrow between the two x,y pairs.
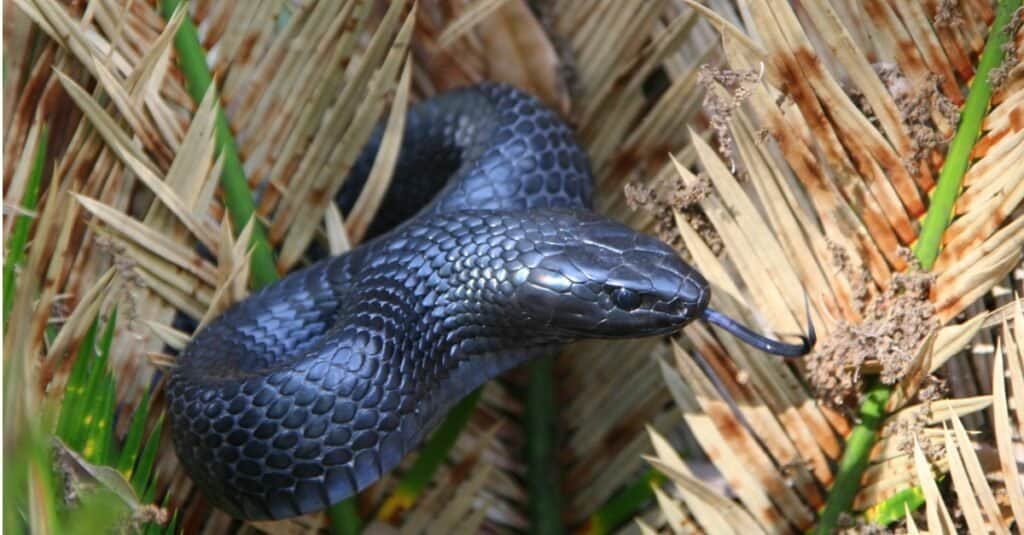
4,0 -> 1024,533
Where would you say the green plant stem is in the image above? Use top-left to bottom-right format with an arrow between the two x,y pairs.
159,0 -> 278,290
525,358 -> 563,534
914,0 -> 1021,270
578,468 -> 667,535
4,124 -> 48,323
328,498 -> 361,535
814,1 -> 1020,532
814,381 -> 890,533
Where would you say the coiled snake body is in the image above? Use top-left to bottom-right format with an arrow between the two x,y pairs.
168,84 -> 812,520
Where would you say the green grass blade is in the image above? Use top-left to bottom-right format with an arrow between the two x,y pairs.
525,358 -> 562,535
166,510 -> 180,535
865,486 -> 926,526
117,386 -> 153,477
93,312 -> 119,464
28,435 -> 60,534
97,309 -> 118,361
56,318 -> 99,444
3,124 -> 48,323
83,372 -> 116,464
328,498 -> 362,535
75,312 -> 117,463
141,482 -> 176,535
159,0 -> 279,290
579,468 -> 667,535
814,1 -> 1021,530
132,414 -> 165,499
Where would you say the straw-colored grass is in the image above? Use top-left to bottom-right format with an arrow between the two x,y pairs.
4,1 -> 1022,533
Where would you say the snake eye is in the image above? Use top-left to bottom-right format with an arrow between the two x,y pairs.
611,287 -> 642,310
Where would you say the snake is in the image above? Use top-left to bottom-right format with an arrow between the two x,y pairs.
167,83 -> 815,520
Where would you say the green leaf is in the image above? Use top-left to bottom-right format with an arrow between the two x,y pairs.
54,438 -> 143,511
580,468 -> 667,535
28,436 -> 60,534
3,124 -> 48,323
912,0 -> 1023,269
89,375 -> 117,465
56,318 -> 100,448
117,387 -> 153,477
132,414 -> 164,499
328,498 -> 362,535
865,486 -> 927,526
75,315 -> 114,462
91,311 -> 119,465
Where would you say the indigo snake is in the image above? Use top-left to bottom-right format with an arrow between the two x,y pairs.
168,83 -> 814,520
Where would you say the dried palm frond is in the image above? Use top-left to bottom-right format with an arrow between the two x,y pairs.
632,0 -> 1024,533
5,0 -> 1023,534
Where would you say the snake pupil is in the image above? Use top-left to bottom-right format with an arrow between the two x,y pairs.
612,287 -> 642,310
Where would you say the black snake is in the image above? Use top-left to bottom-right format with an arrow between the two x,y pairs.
168,84 -> 814,520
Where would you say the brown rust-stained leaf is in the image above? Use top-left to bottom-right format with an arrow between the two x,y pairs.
74,195 -> 218,286
690,132 -> 806,332
436,0 -> 512,50
668,341 -> 795,531
768,1 -> 922,238
41,268 -> 115,381
243,1 -> 365,212
719,33 -> 893,289
56,71 -> 218,248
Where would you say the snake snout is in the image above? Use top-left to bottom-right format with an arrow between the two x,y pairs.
610,244 -> 711,336
507,215 -> 710,338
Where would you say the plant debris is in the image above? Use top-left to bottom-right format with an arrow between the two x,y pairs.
623,172 -> 720,259
93,235 -> 147,333
825,239 -> 873,314
987,7 -> 1023,91
871,64 -> 959,176
933,0 -> 965,28
835,513 -> 903,535
697,64 -> 763,175
54,439 -> 170,530
884,406 -> 946,462
806,249 -> 938,408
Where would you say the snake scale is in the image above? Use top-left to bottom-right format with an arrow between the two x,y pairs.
168,84 -> 814,520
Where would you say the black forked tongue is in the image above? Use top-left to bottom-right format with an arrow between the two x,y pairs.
700,300 -> 816,358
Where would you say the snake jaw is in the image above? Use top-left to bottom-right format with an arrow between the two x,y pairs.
487,211 -> 710,339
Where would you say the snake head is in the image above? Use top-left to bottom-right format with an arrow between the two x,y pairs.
498,211 -> 709,338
